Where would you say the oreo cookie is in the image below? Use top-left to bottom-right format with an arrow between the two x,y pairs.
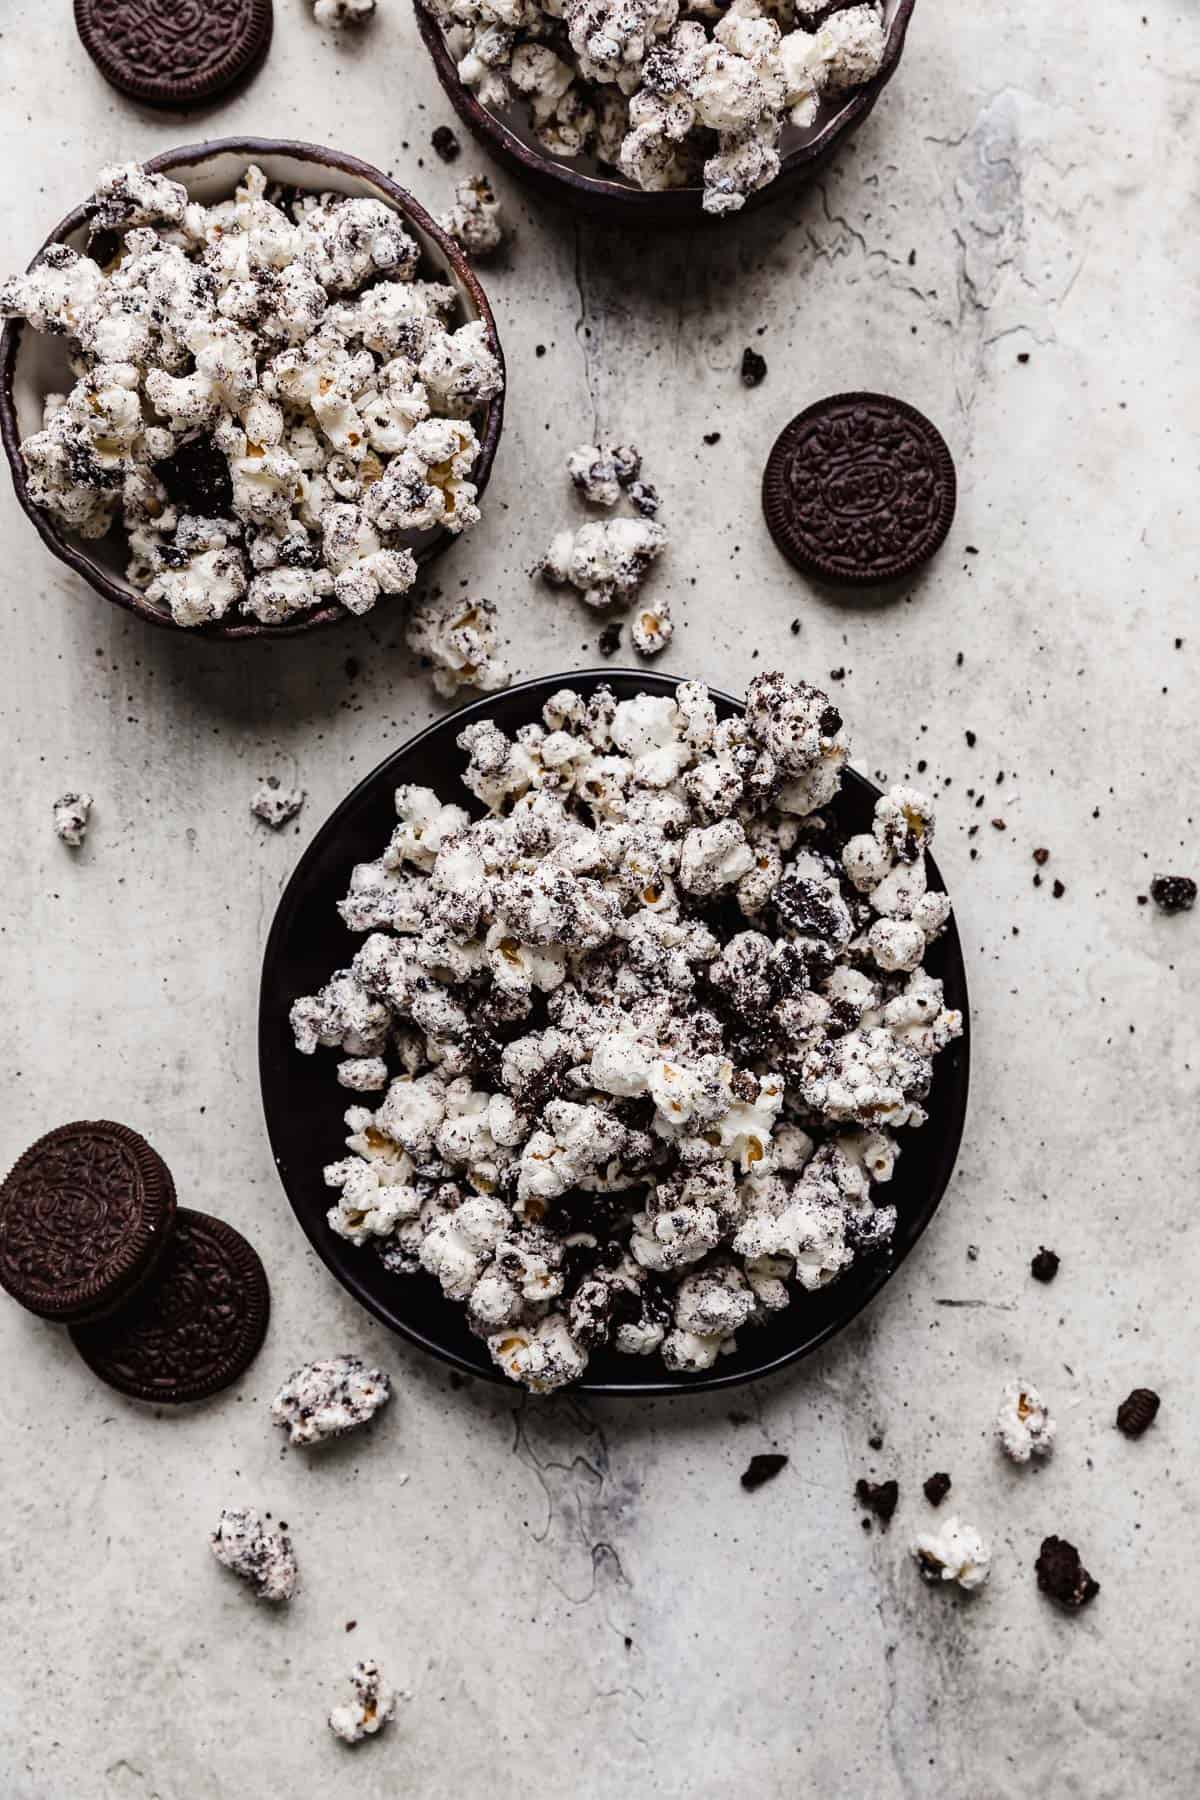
763,393 -> 957,586
70,1208 -> 269,1403
0,1121 -> 176,1323
75,0 -> 274,109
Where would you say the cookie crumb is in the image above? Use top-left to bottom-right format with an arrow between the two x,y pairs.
597,620 -> 623,658
740,348 -> 767,388
1030,1247 -> 1060,1284
431,125 -> 461,162
1033,847 -> 1050,865
923,1471 -> 951,1507
1149,875 -> 1196,915
855,1478 -> 899,1528
703,431 -> 721,445
1052,878 -> 1066,898
1116,1387 -> 1160,1439
741,1453 -> 788,1491
1035,1536 -> 1099,1610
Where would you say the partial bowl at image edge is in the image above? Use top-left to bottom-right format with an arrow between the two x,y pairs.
258,667 -> 971,1397
0,137 -> 506,641
414,0 -> 917,225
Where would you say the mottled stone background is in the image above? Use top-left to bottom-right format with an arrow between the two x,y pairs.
0,1 -> 1196,1795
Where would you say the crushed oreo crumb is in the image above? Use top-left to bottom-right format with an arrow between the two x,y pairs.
1052,879 -> 1066,898
597,620 -> 623,658
703,431 -> 721,445
432,125 -> 461,162
855,1478 -> 899,1528
1036,1536 -> 1099,1610
1116,1387 -> 1160,1438
741,1453 -> 788,1492
1031,1247 -> 1060,1283
923,1471 -> 951,1507
1033,847 -> 1050,866
1149,875 -> 1196,915
740,348 -> 767,388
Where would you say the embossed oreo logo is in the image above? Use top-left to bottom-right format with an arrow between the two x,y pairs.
822,457 -> 900,518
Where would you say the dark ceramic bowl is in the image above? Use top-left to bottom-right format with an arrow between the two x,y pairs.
0,138 -> 505,641
416,0 -> 916,225
259,669 -> 970,1395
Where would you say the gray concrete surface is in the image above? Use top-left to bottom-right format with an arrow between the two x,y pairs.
1,1 -> 1197,1795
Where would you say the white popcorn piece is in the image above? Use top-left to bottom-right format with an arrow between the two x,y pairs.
488,1314 -> 589,1393
251,782 -> 306,829
995,1379 -> 1057,1463
328,1661 -> 397,1746
1,160 -> 501,628
542,516 -> 667,610
567,442 -> 642,508
210,1507 -> 298,1603
53,792 -> 94,849
405,593 -> 512,701
271,1355 -> 391,1446
337,1057 -> 391,1092
439,175 -> 508,260
912,1517 -> 991,1592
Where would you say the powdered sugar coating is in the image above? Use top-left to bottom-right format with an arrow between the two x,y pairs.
290,673 -> 962,1390
422,0 -> 887,215
1,162 -> 502,630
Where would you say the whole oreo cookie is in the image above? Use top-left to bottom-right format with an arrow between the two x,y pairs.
75,0 -> 274,110
0,1121 -> 176,1323
70,1207 -> 269,1403
763,393 -> 957,586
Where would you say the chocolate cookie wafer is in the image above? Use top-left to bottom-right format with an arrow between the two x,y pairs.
75,0 -> 274,110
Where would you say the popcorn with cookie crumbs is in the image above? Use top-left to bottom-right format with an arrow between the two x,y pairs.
290,673 -> 961,1389
568,442 -> 643,508
1,162 -> 502,629
439,175 -> 508,259
995,1379 -> 1056,1463
328,1661 -> 396,1746
422,0 -> 885,215
912,1517 -> 991,1592
405,593 -> 512,701
210,1506 -> 298,1603
251,782 -> 306,828
53,792 -> 94,848
271,1355 -> 392,1446
542,516 -> 668,609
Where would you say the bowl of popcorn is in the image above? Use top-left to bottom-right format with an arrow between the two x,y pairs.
0,141 -> 505,638
415,0 -> 916,223
260,667 -> 970,1395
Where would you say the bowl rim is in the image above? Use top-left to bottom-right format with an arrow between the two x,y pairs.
414,0 -> 917,221
0,136 -> 506,642
259,667 -> 972,1397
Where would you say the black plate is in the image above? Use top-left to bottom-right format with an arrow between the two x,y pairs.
259,671 -> 971,1395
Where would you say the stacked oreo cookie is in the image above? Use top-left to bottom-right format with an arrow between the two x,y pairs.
0,1121 -> 269,1403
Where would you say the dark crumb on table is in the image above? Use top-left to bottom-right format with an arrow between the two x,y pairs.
829,666 -> 846,680
535,344 -> 546,358
1052,879 -> 1066,898
923,1471 -> 952,1507
1033,847 -> 1050,865
1031,1247 -> 1060,1283
967,1244 -> 979,1260
1036,1536 -> 1099,1610
1018,352 -> 1030,364
1149,875 -> 1196,914
868,1433 -> 884,1451
965,545 -> 979,556
598,621 -> 623,658
855,1478 -> 899,1528
991,818 -> 1006,831
703,430 -> 721,445
624,1635 -> 633,1650
346,1620 -> 357,1632
740,348 -> 767,387
790,619 -> 801,635
741,1453 -> 788,1491
431,125 -> 461,161
1116,1387 -> 1160,1438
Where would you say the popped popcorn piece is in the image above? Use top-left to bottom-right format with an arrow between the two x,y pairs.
2,161 -> 502,629
251,782 -> 306,829
439,175 -> 508,260
405,593 -> 512,701
567,442 -> 642,508
630,596 -> 674,657
271,1356 -> 391,1446
996,1379 -> 1056,1463
289,671 -> 962,1389
209,1506 -> 298,1603
542,516 -> 667,609
328,1661 -> 396,1745
912,1517 -> 991,1592
53,791 -> 93,848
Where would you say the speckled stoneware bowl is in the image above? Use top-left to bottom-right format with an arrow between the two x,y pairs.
0,138 -> 506,641
415,0 -> 916,225
259,669 -> 971,1397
